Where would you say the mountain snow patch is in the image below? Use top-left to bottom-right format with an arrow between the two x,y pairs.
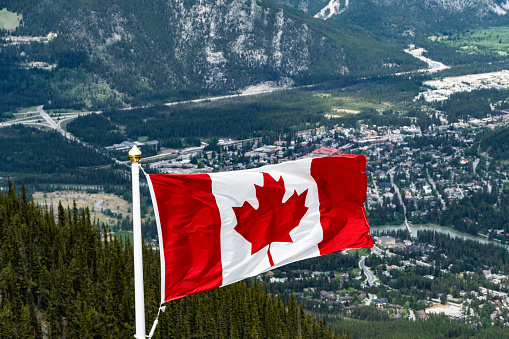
314,0 -> 348,20
272,10 -> 285,68
491,3 -> 507,14
206,48 -> 227,64
428,0 -> 507,14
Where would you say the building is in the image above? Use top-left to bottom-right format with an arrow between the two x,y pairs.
425,302 -> 464,320
311,147 -> 341,157
377,236 -> 396,247
104,140 -> 159,152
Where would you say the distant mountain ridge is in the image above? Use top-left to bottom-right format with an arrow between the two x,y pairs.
275,0 -> 509,36
0,0 -> 420,109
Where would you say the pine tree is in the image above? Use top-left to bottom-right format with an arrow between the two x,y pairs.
0,186 -> 343,338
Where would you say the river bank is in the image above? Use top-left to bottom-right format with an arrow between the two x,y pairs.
372,224 -> 509,251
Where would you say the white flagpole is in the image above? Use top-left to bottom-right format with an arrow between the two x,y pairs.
129,145 -> 145,338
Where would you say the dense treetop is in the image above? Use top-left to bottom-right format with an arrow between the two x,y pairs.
0,184 -> 346,338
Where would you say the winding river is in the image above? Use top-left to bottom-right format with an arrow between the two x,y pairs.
372,224 -> 509,251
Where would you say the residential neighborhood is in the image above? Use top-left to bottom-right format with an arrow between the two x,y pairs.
123,94 -> 509,326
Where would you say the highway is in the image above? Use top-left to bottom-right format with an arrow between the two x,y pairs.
4,106 -> 126,166
38,105 -> 59,130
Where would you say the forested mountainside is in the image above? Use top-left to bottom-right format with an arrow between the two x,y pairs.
0,0 -> 420,110
276,0 -> 509,37
0,184 -> 346,338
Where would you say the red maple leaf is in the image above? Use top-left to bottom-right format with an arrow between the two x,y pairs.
233,172 -> 308,267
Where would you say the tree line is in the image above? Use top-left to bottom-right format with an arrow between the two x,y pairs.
67,91 -> 331,147
0,183 -> 348,338
0,125 -> 128,188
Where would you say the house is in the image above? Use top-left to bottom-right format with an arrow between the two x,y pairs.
320,291 -> 335,300
338,296 -> 353,303
418,310 -> 428,320
311,147 -> 341,157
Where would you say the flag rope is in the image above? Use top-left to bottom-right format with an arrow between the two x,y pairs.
139,165 -> 149,178
147,305 -> 166,338
139,165 -> 166,338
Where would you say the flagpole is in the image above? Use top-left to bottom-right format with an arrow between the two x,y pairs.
129,146 -> 145,339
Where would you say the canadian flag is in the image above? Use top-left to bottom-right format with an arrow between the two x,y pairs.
147,155 -> 372,303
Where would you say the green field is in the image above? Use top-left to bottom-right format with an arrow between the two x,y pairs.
323,94 -> 393,117
16,106 -> 39,113
0,8 -> 22,31
430,26 -> 509,56
323,76 -> 424,115
347,248 -> 371,257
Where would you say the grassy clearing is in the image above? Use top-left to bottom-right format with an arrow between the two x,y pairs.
355,248 -> 371,257
58,118 -> 77,131
316,76 -> 421,116
350,268 -> 362,276
315,92 -> 392,118
113,231 -> 133,242
16,106 -> 40,114
33,190 -> 131,226
429,26 -> 509,55
47,108 -> 85,114
0,8 -> 22,31
331,95 -> 392,112
346,248 -> 370,257
36,126 -> 55,132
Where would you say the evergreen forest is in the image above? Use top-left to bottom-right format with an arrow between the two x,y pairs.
0,125 -> 127,187
0,184 -> 346,338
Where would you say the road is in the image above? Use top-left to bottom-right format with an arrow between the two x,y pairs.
359,256 -> 378,287
403,47 -> 449,73
415,260 -> 431,267
11,106 -> 126,166
370,174 -> 383,206
4,106 -> 102,139
164,84 -> 299,107
388,167 -> 413,238
38,105 -> 60,130
473,158 -> 480,173
426,169 -> 446,210
372,244 -> 397,257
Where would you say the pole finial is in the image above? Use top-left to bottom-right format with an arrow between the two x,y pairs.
128,145 -> 142,163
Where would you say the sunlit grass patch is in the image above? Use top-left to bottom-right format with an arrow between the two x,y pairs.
0,8 -> 22,31
429,26 -> 509,56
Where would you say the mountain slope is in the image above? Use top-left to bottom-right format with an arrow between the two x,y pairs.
0,185 -> 345,338
275,0 -> 509,37
0,0 -> 420,109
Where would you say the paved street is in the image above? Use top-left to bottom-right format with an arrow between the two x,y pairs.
1,105 -> 126,166
359,255 -> 378,287
426,168 -> 446,210
388,167 -> 413,238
